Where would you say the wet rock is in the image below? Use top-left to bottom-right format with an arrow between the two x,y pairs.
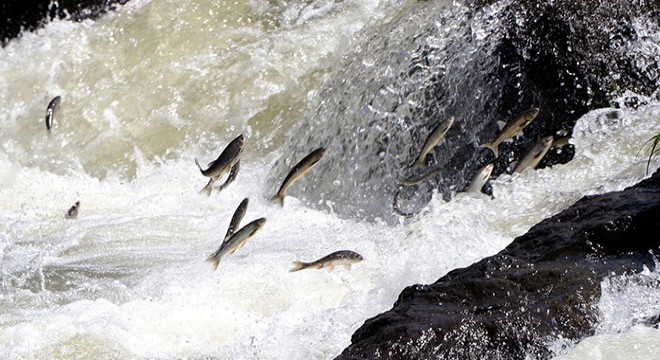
487,0 -> 659,175
336,167 -> 660,359
1,0 -> 129,46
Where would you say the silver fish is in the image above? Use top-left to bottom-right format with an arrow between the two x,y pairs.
223,197 -> 249,243
480,108 -> 540,157
195,134 -> 245,196
552,129 -> 571,148
273,147 -> 326,206
289,250 -> 363,272
216,160 -> 240,193
466,163 -> 494,193
513,135 -> 554,174
45,96 -> 61,132
65,200 -> 80,219
399,167 -> 441,186
412,115 -> 454,167
206,217 -> 266,271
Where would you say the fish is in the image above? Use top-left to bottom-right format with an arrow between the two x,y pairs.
399,167 -> 441,186
65,200 -> 80,219
206,217 -> 266,271
480,107 -> 540,157
551,129 -> 571,148
272,147 -> 326,206
412,115 -> 454,167
45,96 -> 61,132
223,197 -> 249,243
195,134 -> 245,196
216,160 -> 240,193
513,135 -> 554,174
466,163 -> 494,193
289,250 -> 363,272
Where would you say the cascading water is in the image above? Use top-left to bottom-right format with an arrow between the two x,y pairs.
0,0 -> 658,359
270,0 -> 513,223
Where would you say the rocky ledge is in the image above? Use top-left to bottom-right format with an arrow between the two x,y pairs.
1,0 -> 129,46
336,167 -> 660,359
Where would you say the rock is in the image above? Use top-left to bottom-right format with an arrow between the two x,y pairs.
335,167 -> 660,359
1,0 -> 130,46
489,0 -> 659,173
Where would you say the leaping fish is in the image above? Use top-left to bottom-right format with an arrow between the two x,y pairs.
551,129 -> 571,148
400,167 -> 441,186
412,115 -> 454,167
466,163 -> 494,193
272,147 -> 326,206
216,160 -> 241,193
513,135 -> 554,174
195,134 -> 245,196
223,197 -> 249,243
289,250 -> 363,272
206,217 -> 266,271
480,108 -> 540,157
65,200 -> 80,219
45,96 -> 61,132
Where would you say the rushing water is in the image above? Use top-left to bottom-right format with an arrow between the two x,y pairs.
0,0 -> 659,359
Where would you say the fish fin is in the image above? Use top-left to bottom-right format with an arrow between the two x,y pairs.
513,129 -> 524,138
199,178 -> 214,197
271,194 -> 284,207
326,264 -> 335,272
207,160 -> 216,168
205,256 -> 220,271
194,158 -> 204,172
496,120 -> 506,130
413,155 -> 425,167
289,261 -> 305,272
479,143 -> 499,157
199,185 -> 213,197
344,263 -> 351,270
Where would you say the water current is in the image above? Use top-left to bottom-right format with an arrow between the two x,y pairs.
0,0 -> 658,358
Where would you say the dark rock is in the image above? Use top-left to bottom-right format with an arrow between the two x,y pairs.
1,0 -> 129,46
336,167 -> 660,359
488,0 -> 659,175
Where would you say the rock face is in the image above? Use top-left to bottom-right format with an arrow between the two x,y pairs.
336,167 -> 660,359
490,0 -> 659,171
1,0 -> 129,46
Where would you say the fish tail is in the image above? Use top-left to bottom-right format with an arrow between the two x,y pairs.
199,178 -> 214,197
199,185 -> 213,197
194,158 -> 204,173
289,261 -> 306,272
206,256 -> 220,271
479,143 -> 499,157
272,194 -> 284,207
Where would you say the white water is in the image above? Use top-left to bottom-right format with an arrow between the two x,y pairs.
0,1 -> 659,359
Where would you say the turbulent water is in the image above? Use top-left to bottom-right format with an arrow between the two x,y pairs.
0,0 -> 659,359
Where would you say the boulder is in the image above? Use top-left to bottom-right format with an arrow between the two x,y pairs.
336,167 -> 660,359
